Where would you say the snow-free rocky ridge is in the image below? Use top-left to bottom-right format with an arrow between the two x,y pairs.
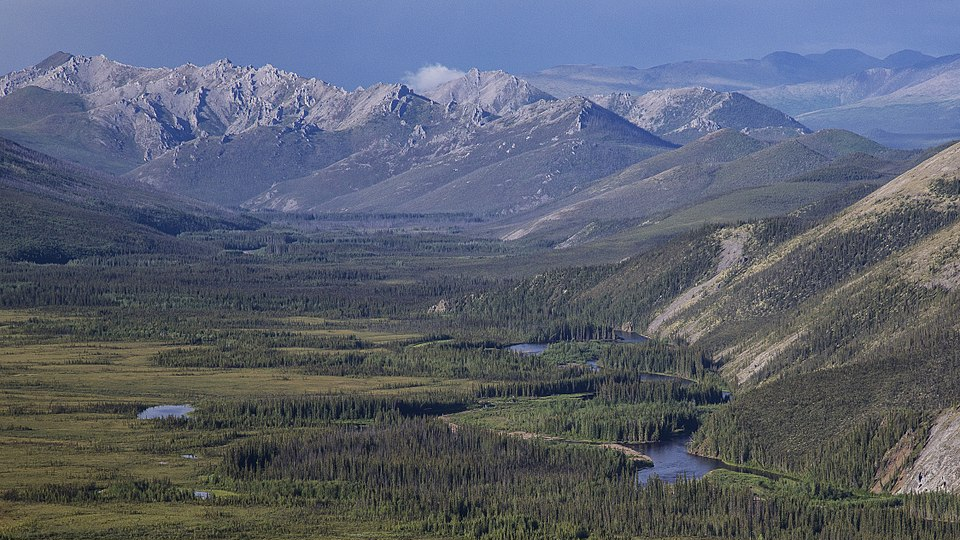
0,52 -> 823,215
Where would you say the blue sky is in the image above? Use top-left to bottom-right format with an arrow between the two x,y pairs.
2,0 -> 958,88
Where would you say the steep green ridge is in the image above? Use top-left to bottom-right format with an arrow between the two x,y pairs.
0,86 -> 144,174
454,142 -> 960,491
650,142 -> 960,488
0,138 -> 259,262
495,129 -> 920,246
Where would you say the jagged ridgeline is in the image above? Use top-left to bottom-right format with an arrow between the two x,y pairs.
2,51 -> 940,255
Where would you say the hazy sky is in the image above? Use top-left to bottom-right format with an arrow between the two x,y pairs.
2,0 -> 958,89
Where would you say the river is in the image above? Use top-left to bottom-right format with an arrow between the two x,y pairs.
633,434 -> 724,483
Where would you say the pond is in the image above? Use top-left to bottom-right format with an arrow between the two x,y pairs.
506,332 -> 649,356
505,343 -> 549,355
137,404 -> 194,420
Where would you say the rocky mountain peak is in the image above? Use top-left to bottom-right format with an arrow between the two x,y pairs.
592,86 -> 808,144
0,52 -> 154,97
423,68 -> 554,116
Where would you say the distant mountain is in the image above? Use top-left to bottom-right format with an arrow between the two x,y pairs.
525,49 -> 943,97
0,50 -> 945,224
127,84 -> 467,206
422,68 -> 554,116
0,53 -> 676,212
0,53 -> 355,168
526,49 -> 960,148
591,87 -> 809,144
785,58 -> 960,148
0,137 -> 258,263
745,55 -> 960,115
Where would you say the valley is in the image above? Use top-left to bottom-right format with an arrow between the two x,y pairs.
3,43 -> 960,539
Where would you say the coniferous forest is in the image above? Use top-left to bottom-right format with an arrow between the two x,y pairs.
5,183 -> 960,538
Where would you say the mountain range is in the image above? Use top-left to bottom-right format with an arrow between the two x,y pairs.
0,52 -> 816,221
0,50 -> 955,254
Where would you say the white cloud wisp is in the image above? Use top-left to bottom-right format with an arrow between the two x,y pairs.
402,63 -> 465,92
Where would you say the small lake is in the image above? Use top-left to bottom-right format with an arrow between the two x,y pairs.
633,433 -> 724,483
137,404 -> 194,420
506,343 -> 549,355
507,332 -> 648,356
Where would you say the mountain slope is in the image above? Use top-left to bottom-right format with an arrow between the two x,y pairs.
644,141 -> 954,355
496,129 -> 916,244
0,137 -> 258,263
639,142 -> 960,491
253,97 -> 675,214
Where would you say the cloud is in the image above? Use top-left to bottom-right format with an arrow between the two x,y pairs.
402,63 -> 465,92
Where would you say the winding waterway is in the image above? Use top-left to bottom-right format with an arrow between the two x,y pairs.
505,339 -> 722,482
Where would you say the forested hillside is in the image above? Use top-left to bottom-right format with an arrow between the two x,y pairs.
0,137 -> 258,263
454,140 -> 960,494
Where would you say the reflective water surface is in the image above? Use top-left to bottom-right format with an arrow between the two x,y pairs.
137,404 -> 194,420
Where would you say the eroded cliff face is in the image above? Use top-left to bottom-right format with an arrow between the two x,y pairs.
897,408 -> 960,494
